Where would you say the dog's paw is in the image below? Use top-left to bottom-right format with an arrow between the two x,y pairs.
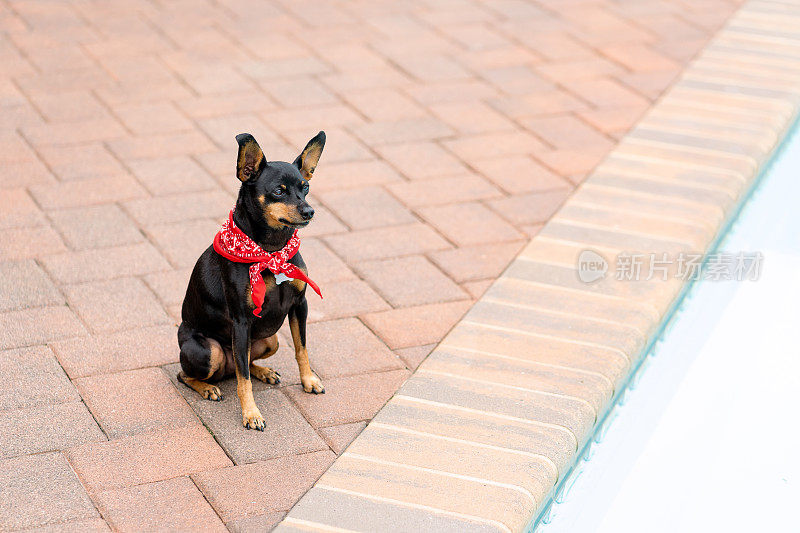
250,364 -> 281,385
202,385 -> 223,401
301,374 -> 325,394
242,408 -> 266,431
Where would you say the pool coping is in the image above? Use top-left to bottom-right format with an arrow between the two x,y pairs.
275,2 -> 800,531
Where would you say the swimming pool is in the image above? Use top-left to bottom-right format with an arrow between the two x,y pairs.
531,122 -> 800,532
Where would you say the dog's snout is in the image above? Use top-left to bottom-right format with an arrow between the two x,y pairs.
299,205 -> 315,220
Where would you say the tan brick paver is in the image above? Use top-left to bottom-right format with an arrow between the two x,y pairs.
0,0 -> 746,529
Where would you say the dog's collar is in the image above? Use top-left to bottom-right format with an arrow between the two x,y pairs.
213,209 -> 322,317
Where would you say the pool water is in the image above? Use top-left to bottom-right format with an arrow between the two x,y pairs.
533,123 -> 800,533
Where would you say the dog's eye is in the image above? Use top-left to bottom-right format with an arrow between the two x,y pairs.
272,187 -> 284,197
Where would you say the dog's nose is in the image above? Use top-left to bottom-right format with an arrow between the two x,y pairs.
299,205 -> 315,220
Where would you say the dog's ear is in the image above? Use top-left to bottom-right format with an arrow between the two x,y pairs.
293,131 -> 326,180
235,133 -> 266,182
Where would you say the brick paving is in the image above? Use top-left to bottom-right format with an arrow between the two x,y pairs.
0,0 -> 741,530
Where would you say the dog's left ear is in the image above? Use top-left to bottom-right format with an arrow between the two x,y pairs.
293,131 -> 326,180
236,133 -> 266,182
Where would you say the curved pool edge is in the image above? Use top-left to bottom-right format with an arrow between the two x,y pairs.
275,2 -> 800,531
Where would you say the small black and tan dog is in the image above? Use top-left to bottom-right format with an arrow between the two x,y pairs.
177,131 -> 325,431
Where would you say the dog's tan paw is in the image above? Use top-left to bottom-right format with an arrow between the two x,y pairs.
301,374 -> 325,394
202,385 -> 223,401
251,364 -> 281,385
242,408 -> 265,431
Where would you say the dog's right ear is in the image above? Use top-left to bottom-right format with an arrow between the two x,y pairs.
235,133 -> 266,182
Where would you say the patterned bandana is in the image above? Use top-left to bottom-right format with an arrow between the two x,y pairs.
212,209 -> 322,317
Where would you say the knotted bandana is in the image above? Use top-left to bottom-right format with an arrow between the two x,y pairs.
213,210 -> 322,317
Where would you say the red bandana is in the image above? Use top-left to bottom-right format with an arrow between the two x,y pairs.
212,210 -> 322,317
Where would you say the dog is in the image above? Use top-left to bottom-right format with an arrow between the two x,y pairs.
177,131 -> 326,431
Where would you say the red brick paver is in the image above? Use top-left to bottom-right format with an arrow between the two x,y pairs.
0,0 -> 742,529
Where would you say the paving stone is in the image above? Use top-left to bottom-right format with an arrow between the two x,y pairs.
144,268 -> 193,307
144,219 -> 219,268
128,156 -> 218,196
283,370 -> 410,427
63,278 -> 170,333
0,402 -> 105,460
470,155 -> 572,195
0,307 -> 86,350
192,450 -> 336,521
387,173 -> 503,207
298,204 -> 349,238
0,226 -> 67,260
361,300 -> 473,349
351,118 -> 454,145
404,76 -> 497,103
417,202 -> 524,246
48,205 -> 144,250
373,142 -> 469,180
114,102 -> 194,135
36,143 -> 127,181
50,324 -> 179,378
0,188 -> 45,228
107,131 -> 217,160
341,88 -> 428,122
228,512 -> 286,533
602,43 -> 681,72
442,131 -> 547,161
288,130 -> 370,168
305,318 -> 403,378
488,190 -> 572,226
28,175 -> 147,210
310,159 -> 403,193
65,426 -> 232,492
27,91 -> 109,123
22,118 -> 127,148
429,241 -> 525,283
261,78 -> 339,107
305,279 -> 390,323
323,223 -> 451,263
354,255 -> 469,307
22,518 -> 111,532
0,345 -> 78,410
0,260 -> 64,311
187,388 -> 328,465
296,239 -> 356,284
260,102 -> 362,132
75,367 -> 200,439
319,422 -> 367,454
318,186 -> 416,229
564,77 -> 650,109
394,344 -> 435,371
428,101 -> 517,134
523,114 -> 615,151
489,90 -> 588,120
123,190 -> 233,226
0,453 -> 99,531
41,242 -> 170,284
94,477 -> 227,533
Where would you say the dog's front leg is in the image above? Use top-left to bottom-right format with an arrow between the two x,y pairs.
232,318 -> 265,430
289,298 -> 324,394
